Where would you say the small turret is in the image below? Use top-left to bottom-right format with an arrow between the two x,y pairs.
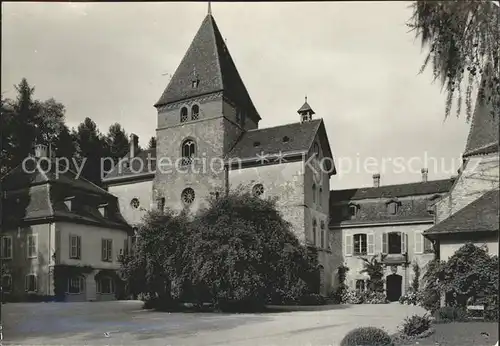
298,96 -> 315,123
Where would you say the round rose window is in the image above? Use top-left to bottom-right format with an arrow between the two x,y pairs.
252,184 -> 264,197
181,188 -> 195,205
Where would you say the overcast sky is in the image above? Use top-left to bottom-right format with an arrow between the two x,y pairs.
2,2 -> 472,189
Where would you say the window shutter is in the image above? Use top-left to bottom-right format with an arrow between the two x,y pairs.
367,233 -> 375,255
107,240 -> 112,261
345,234 -> 353,256
69,235 -> 73,258
77,236 -> 81,259
101,239 -> 106,261
414,231 -> 423,254
402,233 -> 407,253
382,233 -> 388,254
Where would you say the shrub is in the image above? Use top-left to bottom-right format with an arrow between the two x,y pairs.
433,306 -> 468,323
343,289 -> 365,304
299,293 -> 326,306
399,290 -> 420,306
364,291 -> 388,304
340,326 -> 394,346
401,314 -> 432,337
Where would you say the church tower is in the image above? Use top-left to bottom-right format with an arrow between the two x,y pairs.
153,8 -> 260,213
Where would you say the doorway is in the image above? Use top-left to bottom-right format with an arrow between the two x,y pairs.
386,274 -> 402,302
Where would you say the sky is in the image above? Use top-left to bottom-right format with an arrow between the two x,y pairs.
1,2 -> 472,189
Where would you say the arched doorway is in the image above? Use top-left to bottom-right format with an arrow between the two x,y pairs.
386,274 -> 402,302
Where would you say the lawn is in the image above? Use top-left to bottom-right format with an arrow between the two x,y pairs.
400,322 -> 499,346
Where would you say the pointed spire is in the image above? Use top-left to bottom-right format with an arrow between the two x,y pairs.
208,1 -> 212,15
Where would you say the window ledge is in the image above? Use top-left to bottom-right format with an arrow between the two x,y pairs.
1,257 -> 12,260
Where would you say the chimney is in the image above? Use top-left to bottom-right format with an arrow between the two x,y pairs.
421,168 -> 428,182
34,144 -> 48,158
373,173 -> 380,187
129,134 -> 139,158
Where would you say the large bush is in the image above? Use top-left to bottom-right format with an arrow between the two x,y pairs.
120,189 -> 320,312
340,326 -> 394,346
401,314 -> 432,337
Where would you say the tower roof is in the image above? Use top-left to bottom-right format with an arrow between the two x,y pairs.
463,63 -> 499,158
155,13 -> 260,120
297,97 -> 315,115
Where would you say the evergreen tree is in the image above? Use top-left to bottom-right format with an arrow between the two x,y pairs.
148,136 -> 157,150
74,117 -> 107,186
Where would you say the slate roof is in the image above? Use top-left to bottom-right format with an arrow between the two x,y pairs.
1,158 -> 130,230
424,189 -> 499,237
329,178 -> 455,226
226,119 -> 323,161
298,100 -> 315,114
154,14 -> 260,121
330,178 -> 455,202
463,64 -> 499,158
103,148 -> 156,182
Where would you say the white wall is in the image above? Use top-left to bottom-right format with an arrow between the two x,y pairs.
108,179 -> 153,227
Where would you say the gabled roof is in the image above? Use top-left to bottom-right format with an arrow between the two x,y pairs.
463,63 -> 499,158
103,148 -> 156,182
424,189 -> 499,237
330,178 -> 455,202
154,14 -> 260,120
298,101 -> 315,115
226,119 -> 323,161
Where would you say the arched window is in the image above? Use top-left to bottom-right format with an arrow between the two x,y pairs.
312,219 -> 317,246
319,187 -> 322,207
320,220 -> 326,248
181,188 -> 195,206
181,139 -> 196,165
191,105 -> 199,121
312,184 -> 316,204
180,107 -> 188,123
313,142 -> 320,156
252,184 -> 264,197
319,265 -> 325,290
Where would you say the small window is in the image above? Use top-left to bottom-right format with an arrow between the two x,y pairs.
25,274 -> 37,293
181,139 -> 196,165
353,233 -> 367,255
1,236 -> 13,259
252,184 -> 264,197
157,197 -> 165,212
97,276 -> 115,294
355,280 -> 366,292
27,234 -> 37,259
181,188 -> 195,206
101,239 -> 113,262
312,184 -> 316,204
180,107 -> 188,123
130,198 -> 140,209
191,105 -> 200,120
282,136 -> 290,142
67,276 -> 85,294
313,142 -> 320,156
253,141 -> 261,147
69,234 -> 81,260
387,201 -> 399,215
312,219 -> 317,246
349,205 -> 357,217
98,204 -> 107,218
191,79 -> 199,88
2,275 -> 12,293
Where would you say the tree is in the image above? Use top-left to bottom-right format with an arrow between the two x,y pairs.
105,123 -> 129,162
148,136 -> 157,150
408,1 -> 500,119
120,188 -> 319,311
73,117 -> 108,185
359,255 -> 384,292
53,125 -> 77,161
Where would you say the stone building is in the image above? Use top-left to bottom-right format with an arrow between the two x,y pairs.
0,145 -> 132,302
424,73 -> 499,260
104,11 -> 339,294
329,172 -> 455,301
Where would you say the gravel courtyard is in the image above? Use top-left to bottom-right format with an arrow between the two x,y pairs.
2,301 -> 426,346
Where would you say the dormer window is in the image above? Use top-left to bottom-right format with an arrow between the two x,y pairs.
349,204 -> 357,217
282,136 -> 290,143
98,204 -> 108,218
387,201 -> 399,215
64,197 -> 75,211
191,79 -> 199,88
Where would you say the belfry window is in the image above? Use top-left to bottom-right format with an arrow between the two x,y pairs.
180,107 -> 188,123
191,105 -> 199,121
181,139 -> 196,165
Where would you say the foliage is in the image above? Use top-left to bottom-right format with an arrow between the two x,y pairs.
148,136 -> 157,149
400,314 -> 432,337
411,261 -> 421,293
359,255 -> 385,292
408,1 -> 500,119
364,291 -> 389,304
433,306 -> 469,323
340,326 -> 394,346
329,264 -> 350,303
120,189 -> 320,312
420,258 -> 445,312
341,289 -> 388,305
399,289 -> 422,306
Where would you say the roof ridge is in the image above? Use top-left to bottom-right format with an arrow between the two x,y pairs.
247,118 -> 322,133
332,177 -> 455,192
